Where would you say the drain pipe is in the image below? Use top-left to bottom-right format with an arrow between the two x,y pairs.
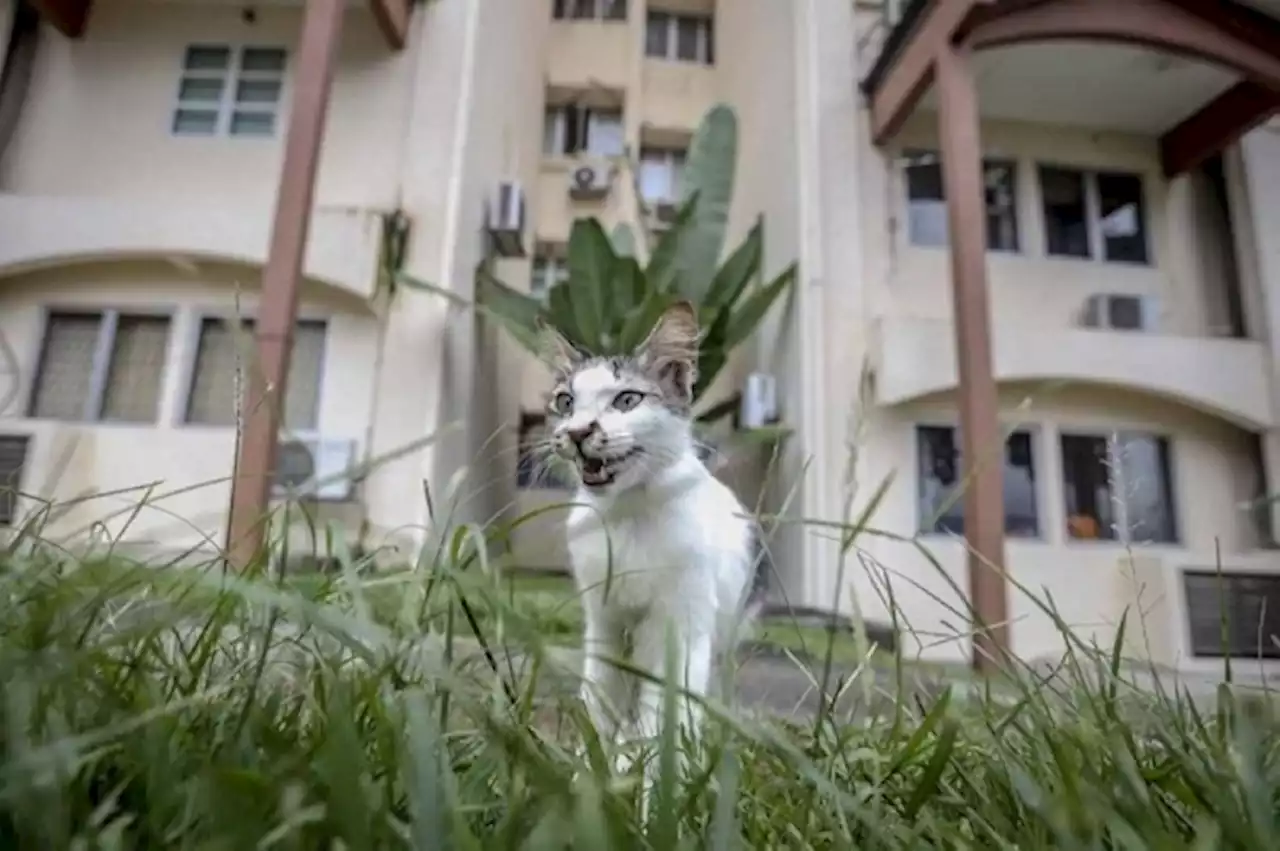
0,3 -> 39,164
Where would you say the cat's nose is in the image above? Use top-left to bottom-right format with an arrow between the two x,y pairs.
566,422 -> 598,447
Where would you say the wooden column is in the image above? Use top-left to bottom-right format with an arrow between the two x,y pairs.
226,0 -> 345,569
934,42 -> 1010,672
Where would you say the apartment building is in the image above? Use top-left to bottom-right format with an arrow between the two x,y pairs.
2,0 -> 1280,675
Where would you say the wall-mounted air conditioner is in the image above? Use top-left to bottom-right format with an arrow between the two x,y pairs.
484,180 -> 527,258
1078,294 -> 1159,332
740,372 -> 778,430
568,162 -> 613,201
272,435 -> 359,501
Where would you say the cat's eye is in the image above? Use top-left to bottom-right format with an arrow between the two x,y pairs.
611,390 -> 644,412
550,392 -> 574,416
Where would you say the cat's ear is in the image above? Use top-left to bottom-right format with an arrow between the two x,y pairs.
637,300 -> 700,405
535,318 -> 584,372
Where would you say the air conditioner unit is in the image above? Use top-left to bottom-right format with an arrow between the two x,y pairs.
740,372 -> 779,430
1079,294 -> 1158,332
272,435 -> 359,501
568,161 -> 613,200
484,180 -> 528,258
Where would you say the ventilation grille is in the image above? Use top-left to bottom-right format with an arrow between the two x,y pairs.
0,435 -> 31,526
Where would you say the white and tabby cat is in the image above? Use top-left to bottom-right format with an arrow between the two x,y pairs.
538,301 -> 758,760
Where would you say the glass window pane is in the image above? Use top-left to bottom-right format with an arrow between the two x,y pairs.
675,16 -> 700,61
285,321 -> 326,431
984,160 -> 1019,252
570,0 -> 595,19
101,316 -> 170,423
178,76 -> 224,103
586,110 -> 624,156
186,318 -> 249,425
917,426 -> 965,535
230,111 -> 275,137
1117,434 -> 1177,543
552,0 -> 569,19
638,149 -> 672,201
240,47 -> 286,74
1061,434 -> 1117,540
235,79 -> 281,105
31,313 -> 101,420
917,426 -> 1039,537
903,150 -> 947,247
1098,172 -> 1149,264
542,108 -> 562,155
646,12 -> 669,57
184,45 -> 230,71
1040,166 -> 1090,258
601,0 -> 627,20
173,108 -> 219,135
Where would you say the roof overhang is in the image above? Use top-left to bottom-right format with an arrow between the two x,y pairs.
860,0 -> 1280,177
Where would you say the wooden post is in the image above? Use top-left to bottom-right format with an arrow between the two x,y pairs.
226,0 -> 345,568
935,41 -> 1011,672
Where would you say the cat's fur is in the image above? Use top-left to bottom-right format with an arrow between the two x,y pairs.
539,302 -> 757,758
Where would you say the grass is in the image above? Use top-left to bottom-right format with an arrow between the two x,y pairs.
2,537 -> 1279,850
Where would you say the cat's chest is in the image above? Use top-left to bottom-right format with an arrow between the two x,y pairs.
567,510 -> 694,608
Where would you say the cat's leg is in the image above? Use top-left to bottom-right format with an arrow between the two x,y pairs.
579,601 -> 629,747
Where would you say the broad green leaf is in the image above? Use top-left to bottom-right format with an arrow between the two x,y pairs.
610,222 -> 637,258
616,290 -> 674,354
645,192 -> 698,294
677,103 -> 738,300
567,218 -> 616,352
546,279 -> 584,350
468,270 -> 547,357
695,394 -> 741,425
703,217 -> 763,314
722,262 -> 798,352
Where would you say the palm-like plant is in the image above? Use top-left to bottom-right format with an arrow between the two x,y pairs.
402,103 -> 796,429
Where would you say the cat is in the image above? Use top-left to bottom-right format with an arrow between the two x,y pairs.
538,301 -> 758,770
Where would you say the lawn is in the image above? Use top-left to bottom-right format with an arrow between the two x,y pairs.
2,547 -> 1278,849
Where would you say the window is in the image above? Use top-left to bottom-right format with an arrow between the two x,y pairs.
901,150 -> 1019,252
517,413 -> 571,489
1060,432 -> 1176,544
553,0 -> 627,20
1039,166 -> 1149,264
185,318 -> 326,430
172,44 -> 286,138
543,105 -> 625,157
29,311 -> 171,423
1184,571 -> 1280,659
638,146 -> 686,203
531,248 -> 569,298
916,425 -> 1040,537
0,435 -> 31,526
645,12 -> 714,64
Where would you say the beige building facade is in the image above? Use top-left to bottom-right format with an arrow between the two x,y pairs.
1,0 -> 1279,673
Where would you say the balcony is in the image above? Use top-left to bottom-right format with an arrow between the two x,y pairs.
0,195 -> 387,300
873,315 -> 1274,429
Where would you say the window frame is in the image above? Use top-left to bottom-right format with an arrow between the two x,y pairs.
171,43 -> 288,139
644,11 -> 715,64
1058,428 -> 1179,545
26,307 -> 175,424
899,148 -> 1022,254
638,145 -> 687,204
178,313 -> 329,432
1036,163 -> 1151,266
913,421 -> 1044,540
552,0 -> 627,21
1182,570 -> 1280,660
542,104 -> 625,157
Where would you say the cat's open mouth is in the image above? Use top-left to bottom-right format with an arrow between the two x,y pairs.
578,449 -> 641,488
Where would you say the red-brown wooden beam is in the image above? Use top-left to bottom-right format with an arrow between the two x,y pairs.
934,41 -> 1011,674
26,0 -> 90,38
867,0 -> 994,145
227,0 -> 346,569
369,0 -> 411,50
1161,82 -> 1280,178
